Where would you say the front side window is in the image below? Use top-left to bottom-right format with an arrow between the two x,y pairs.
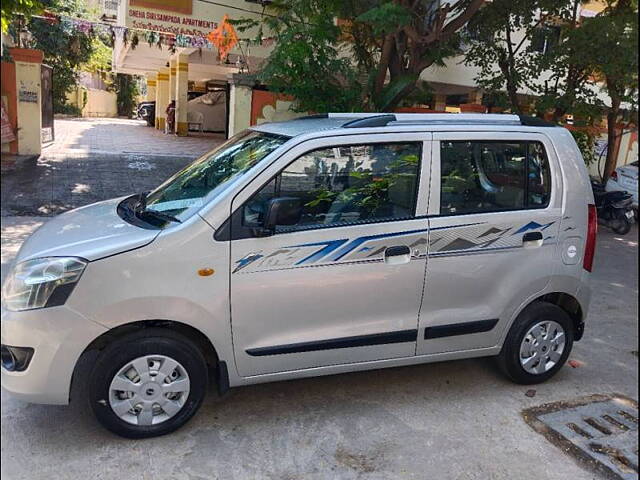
440,140 -> 551,215
243,142 -> 422,232
143,130 -> 288,222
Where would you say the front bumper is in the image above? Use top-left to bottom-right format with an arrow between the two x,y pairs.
1,305 -> 107,405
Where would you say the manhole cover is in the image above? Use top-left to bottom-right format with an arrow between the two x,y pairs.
524,394 -> 638,480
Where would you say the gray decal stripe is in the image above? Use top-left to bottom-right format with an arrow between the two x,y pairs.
246,329 -> 418,356
429,244 -> 522,257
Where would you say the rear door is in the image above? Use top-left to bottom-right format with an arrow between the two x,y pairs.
417,132 -> 562,355
229,133 -> 433,376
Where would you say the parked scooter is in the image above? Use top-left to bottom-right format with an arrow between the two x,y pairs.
591,179 -> 635,234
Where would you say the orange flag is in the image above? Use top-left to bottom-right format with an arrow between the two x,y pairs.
207,15 -> 239,61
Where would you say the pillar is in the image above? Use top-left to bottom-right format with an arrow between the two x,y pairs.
146,73 -> 156,102
155,67 -> 169,130
175,53 -> 189,136
228,74 -> 253,137
470,89 -> 483,105
169,58 -> 177,102
11,48 -> 43,156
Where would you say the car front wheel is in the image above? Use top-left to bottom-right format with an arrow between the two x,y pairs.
89,328 -> 208,438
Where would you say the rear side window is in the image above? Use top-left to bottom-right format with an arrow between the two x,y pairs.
440,141 -> 551,215
243,142 -> 421,232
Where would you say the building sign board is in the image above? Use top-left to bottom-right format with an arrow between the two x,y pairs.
18,81 -> 38,103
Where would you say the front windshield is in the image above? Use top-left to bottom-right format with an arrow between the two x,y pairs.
144,130 -> 289,221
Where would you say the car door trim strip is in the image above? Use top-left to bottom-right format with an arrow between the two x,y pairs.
246,329 -> 418,356
424,319 -> 499,339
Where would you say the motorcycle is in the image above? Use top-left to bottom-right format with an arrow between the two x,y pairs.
591,179 -> 635,235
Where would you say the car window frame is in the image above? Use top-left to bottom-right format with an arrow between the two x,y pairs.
430,134 -> 555,217
215,133 -> 432,241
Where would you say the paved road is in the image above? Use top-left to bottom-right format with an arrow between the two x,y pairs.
1,118 -> 224,216
1,216 -> 637,480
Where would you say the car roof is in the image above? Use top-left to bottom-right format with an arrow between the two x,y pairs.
250,113 -> 557,138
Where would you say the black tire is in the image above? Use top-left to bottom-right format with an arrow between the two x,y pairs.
497,302 -> 574,385
89,328 -> 208,438
612,212 -> 632,235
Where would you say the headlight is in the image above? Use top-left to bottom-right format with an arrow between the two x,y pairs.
1,257 -> 87,311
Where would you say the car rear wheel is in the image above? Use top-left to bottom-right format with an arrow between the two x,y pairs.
497,302 -> 574,384
89,328 -> 208,438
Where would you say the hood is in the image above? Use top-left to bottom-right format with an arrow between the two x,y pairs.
16,197 -> 160,263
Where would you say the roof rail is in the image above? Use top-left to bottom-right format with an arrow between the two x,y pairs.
328,112 -> 557,128
518,115 -> 557,127
341,114 -> 397,128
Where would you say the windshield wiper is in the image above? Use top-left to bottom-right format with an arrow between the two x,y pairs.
139,208 -> 182,224
131,192 -> 182,224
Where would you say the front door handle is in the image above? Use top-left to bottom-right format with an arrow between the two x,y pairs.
523,231 -> 544,249
384,245 -> 411,265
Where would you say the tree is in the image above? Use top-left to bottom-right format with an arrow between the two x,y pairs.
236,1 -> 362,113
346,0 -> 485,110
235,0 -> 484,112
532,0 -> 600,122
23,0 -> 103,112
1,0 -> 44,33
562,0 -> 638,181
463,0 -> 571,114
115,73 -> 140,118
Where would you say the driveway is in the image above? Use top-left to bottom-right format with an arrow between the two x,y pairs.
1,118 -> 224,216
1,216 -> 637,480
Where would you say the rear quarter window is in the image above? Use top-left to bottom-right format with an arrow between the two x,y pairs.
440,140 -> 551,215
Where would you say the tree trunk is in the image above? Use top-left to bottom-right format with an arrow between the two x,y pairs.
603,105 -> 620,182
382,80 -> 417,112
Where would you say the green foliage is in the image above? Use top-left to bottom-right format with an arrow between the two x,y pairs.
234,0 -> 363,112
23,0 -> 97,112
374,74 -> 418,111
235,0 -> 482,113
567,1 -> 638,106
355,2 -> 411,34
570,129 -> 597,166
84,35 -> 112,74
115,73 -> 139,118
463,0 -> 572,114
1,0 -> 43,33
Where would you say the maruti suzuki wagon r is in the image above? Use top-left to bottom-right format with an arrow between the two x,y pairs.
1,113 -> 596,438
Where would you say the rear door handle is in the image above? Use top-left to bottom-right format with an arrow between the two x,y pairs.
384,245 -> 411,265
523,231 -> 544,249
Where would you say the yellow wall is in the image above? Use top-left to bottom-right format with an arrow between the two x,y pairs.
67,87 -> 118,117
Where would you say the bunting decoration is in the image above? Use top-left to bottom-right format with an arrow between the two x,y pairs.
31,12 -> 272,63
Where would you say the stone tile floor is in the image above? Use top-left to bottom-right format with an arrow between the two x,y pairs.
46,117 -> 225,157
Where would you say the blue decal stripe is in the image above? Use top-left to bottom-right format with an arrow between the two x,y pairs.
329,228 -> 430,261
286,239 -> 349,265
513,221 -> 555,235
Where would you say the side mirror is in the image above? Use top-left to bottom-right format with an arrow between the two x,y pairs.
254,197 -> 302,236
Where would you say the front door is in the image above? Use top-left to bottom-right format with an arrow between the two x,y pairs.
418,132 -> 563,355
229,134 -> 432,377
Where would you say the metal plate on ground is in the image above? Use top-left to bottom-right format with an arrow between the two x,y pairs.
523,394 -> 638,480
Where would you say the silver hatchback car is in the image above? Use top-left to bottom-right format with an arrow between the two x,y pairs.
1,113 -> 596,438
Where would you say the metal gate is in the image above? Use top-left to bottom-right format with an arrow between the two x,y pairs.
41,64 -> 54,143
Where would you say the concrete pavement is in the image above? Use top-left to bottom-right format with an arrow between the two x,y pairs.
1,118 -> 224,216
1,215 -> 637,480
